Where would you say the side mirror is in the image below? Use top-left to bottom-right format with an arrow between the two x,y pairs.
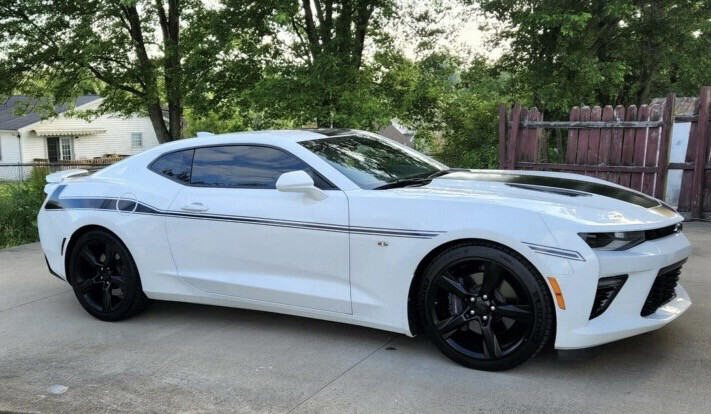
276,170 -> 328,201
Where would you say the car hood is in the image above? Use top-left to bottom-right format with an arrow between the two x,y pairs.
393,169 -> 681,229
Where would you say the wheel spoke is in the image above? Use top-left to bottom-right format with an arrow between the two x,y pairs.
104,245 -> 118,265
102,285 -> 112,312
435,312 -> 469,339
480,262 -> 503,296
436,272 -> 469,298
110,276 -> 127,289
79,247 -> 101,269
77,276 -> 100,294
495,304 -> 532,322
481,322 -> 502,358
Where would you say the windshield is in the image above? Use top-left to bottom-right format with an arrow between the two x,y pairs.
300,134 -> 447,189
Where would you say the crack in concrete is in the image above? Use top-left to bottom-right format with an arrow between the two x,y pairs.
287,334 -> 399,413
0,290 -> 71,313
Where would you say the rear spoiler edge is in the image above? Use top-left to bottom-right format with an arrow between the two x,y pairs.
45,169 -> 89,184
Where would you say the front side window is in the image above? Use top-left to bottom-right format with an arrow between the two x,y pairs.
190,145 -> 331,189
300,134 -> 446,189
150,149 -> 194,183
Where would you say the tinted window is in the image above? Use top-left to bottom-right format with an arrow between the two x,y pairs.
150,149 -> 194,183
300,134 -> 446,189
191,145 -> 332,189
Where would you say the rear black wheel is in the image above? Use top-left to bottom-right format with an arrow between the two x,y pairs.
68,230 -> 148,321
418,242 -> 553,371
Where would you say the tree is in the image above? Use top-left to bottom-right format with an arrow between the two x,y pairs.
476,0 -> 711,116
247,0 -> 398,128
0,0 -> 273,142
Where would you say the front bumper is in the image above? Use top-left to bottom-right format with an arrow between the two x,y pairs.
553,231 -> 692,350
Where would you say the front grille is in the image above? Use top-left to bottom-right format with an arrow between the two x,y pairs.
590,275 -> 628,319
644,223 -> 681,241
641,259 -> 686,317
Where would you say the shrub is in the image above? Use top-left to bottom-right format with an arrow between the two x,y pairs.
0,168 -> 49,249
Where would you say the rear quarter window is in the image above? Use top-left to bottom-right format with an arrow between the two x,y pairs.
149,149 -> 194,183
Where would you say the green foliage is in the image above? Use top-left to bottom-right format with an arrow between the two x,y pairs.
477,0 -> 711,117
3,0 -> 709,172
0,168 -> 49,248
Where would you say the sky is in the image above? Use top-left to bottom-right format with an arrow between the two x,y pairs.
388,1 -> 505,61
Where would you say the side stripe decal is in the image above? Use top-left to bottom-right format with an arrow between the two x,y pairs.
45,185 -> 444,239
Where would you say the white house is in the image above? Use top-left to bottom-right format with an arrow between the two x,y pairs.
0,95 -> 160,180
378,118 -> 416,147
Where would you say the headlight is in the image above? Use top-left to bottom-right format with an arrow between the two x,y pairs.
579,231 -> 646,251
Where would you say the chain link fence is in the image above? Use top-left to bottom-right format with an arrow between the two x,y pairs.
0,162 -> 114,182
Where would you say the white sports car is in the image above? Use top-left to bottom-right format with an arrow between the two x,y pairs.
38,129 -> 691,371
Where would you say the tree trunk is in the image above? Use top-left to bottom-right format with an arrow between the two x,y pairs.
147,101 -> 171,143
157,0 -> 182,140
121,3 -> 173,143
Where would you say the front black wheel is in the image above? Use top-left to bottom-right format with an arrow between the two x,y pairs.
68,230 -> 148,321
418,242 -> 554,371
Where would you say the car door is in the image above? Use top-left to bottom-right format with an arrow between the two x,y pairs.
165,144 -> 352,314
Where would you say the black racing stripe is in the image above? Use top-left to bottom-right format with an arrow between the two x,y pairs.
44,185 -> 68,210
117,199 -> 138,212
441,172 -> 661,209
158,211 -> 439,238
45,186 -> 119,211
45,190 -> 442,239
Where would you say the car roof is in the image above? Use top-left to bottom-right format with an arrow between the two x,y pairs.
198,128 -> 356,142
147,128 -> 360,152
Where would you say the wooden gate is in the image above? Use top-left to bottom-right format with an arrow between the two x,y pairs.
499,87 -> 711,219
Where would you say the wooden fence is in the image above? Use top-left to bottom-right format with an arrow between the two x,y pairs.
499,86 -> 711,219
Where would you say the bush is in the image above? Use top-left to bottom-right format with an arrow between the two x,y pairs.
0,168 -> 49,249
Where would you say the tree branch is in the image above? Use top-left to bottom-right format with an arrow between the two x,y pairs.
301,0 -> 321,57
87,65 -> 145,96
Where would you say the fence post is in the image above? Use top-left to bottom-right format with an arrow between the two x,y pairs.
656,92 -> 676,200
498,104 -> 507,169
691,87 -> 711,218
507,104 -> 522,170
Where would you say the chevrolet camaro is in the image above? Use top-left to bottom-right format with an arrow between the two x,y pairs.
38,129 -> 691,371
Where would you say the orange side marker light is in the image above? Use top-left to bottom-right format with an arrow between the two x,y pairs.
547,277 -> 566,310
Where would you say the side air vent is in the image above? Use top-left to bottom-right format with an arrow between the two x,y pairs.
590,275 -> 628,319
641,260 -> 685,317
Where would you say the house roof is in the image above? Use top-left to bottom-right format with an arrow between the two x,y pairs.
0,95 -> 101,131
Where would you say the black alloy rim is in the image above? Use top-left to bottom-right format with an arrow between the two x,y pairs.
73,239 -> 128,312
426,258 -> 534,360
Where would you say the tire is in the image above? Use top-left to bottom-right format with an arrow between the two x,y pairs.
417,242 -> 554,371
68,230 -> 149,321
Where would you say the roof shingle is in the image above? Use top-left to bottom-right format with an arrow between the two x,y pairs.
0,95 -> 101,131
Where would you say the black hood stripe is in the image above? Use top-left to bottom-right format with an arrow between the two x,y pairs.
440,172 -> 664,209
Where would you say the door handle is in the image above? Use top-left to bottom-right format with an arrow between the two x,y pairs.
181,202 -> 209,212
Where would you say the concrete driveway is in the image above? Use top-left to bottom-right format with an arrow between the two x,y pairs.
2,223 -> 711,414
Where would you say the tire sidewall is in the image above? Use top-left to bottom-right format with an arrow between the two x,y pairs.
418,244 -> 553,371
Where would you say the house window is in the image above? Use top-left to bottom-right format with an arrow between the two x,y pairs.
60,137 -> 72,161
131,132 -> 143,148
47,137 -> 73,162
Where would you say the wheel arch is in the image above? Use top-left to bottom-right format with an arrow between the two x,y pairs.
63,224 -> 130,284
406,237 -> 555,337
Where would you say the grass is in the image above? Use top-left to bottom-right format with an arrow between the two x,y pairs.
0,182 -> 12,197
0,169 -> 49,249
